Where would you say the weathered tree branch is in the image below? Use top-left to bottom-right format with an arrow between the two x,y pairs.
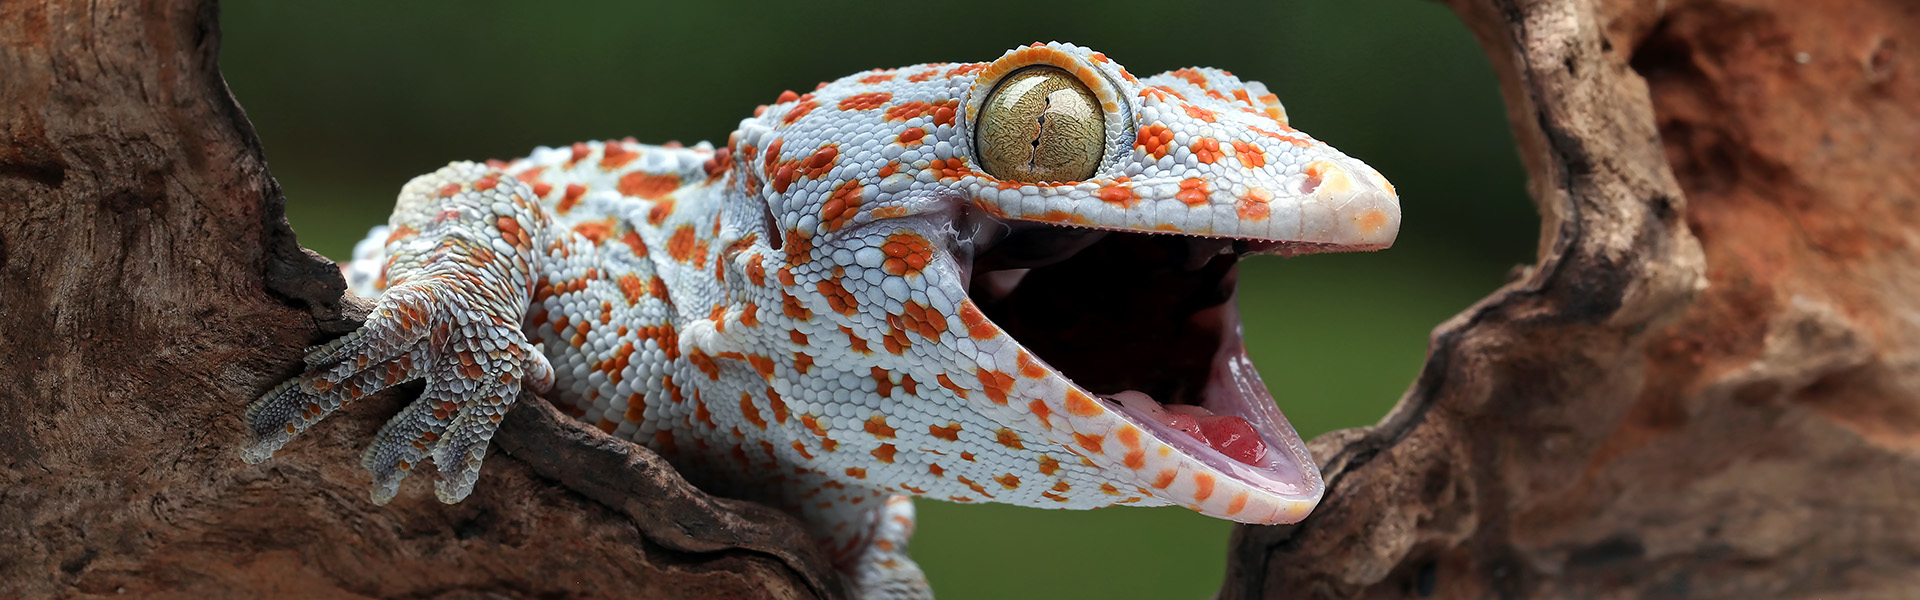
0,1 -> 836,598
1222,0 -> 1920,597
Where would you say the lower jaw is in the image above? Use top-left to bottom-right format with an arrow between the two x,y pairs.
1097,301 -> 1321,500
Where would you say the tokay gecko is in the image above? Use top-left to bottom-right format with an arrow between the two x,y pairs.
243,42 -> 1400,598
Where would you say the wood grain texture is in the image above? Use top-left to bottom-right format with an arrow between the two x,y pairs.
1221,0 -> 1920,598
0,1 -> 837,598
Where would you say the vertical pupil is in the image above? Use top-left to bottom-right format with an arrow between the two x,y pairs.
976,67 -> 1104,183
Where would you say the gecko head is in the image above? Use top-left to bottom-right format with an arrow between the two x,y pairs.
941,43 -> 1398,523
738,42 -> 1396,524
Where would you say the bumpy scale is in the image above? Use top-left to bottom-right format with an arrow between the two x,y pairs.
244,42 -> 1400,599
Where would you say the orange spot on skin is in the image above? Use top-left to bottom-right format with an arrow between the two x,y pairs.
970,196 -> 1009,219
740,393 -> 767,429
1171,68 -> 1208,87
859,73 -> 895,84
884,101 -> 933,121
1118,425 -> 1142,450
840,325 -> 869,354
871,444 -> 897,463
1065,390 -> 1101,417
1237,187 -> 1274,222
846,467 -> 867,479
383,224 -> 419,246
837,91 -> 892,111
1029,210 -> 1093,225
961,452 -> 976,462
957,476 -> 991,498
1028,400 -> 1053,429
617,171 -> 680,199
1176,178 -> 1209,206
689,349 -> 720,381
1356,208 -> 1389,235
702,145 -> 733,180
896,127 -> 926,146
873,365 -> 897,396
803,145 -> 839,179
1152,469 -> 1177,489
1037,456 -> 1061,476
958,300 -> 998,340
1182,103 -> 1218,122
1227,492 -> 1250,515
1075,433 -> 1104,454
945,63 -> 986,78
600,143 -> 640,169
881,232 -> 935,276
623,391 -> 647,422
1016,351 -> 1047,378
647,198 -> 676,225
558,184 -> 587,214
784,229 -> 813,267
783,292 -> 810,320
745,255 -> 766,286
994,474 -> 1021,490
668,225 -> 698,263
926,157 -> 970,179
739,303 -> 761,328
936,374 -> 968,398
818,279 -> 858,316
978,369 -> 1015,405
929,463 -> 946,477
929,422 -> 961,442
1190,138 -> 1222,164
1193,473 -> 1216,502
747,353 -> 775,379
572,220 -> 613,244
864,415 -> 897,439
1124,450 -> 1145,470
1231,140 -> 1267,169
771,162 -> 796,193
995,428 -> 1023,450
821,180 -> 864,232
792,441 -> 815,460
1100,483 -> 1121,496
784,100 -> 820,125
1096,184 -> 1135,206
621,231 -> 647,258
801,414 -> 828,437
693,393 -> 716,428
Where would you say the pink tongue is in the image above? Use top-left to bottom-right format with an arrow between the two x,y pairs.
1118,395 -> 1268,466
1196,415 -> 1267,465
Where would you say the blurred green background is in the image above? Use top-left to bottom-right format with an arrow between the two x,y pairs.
220,1 -> 1533,597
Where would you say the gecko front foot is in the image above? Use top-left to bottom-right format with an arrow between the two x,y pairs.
244,163 -> 555,505
245,280 -> 555,504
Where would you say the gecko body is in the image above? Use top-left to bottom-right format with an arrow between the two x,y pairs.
245,42 -> 1399,598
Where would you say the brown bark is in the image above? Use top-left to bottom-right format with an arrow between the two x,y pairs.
0,1 -> 835,598
1222,0 -> 1920,598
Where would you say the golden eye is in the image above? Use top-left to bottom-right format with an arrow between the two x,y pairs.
976,67 -> 1105,183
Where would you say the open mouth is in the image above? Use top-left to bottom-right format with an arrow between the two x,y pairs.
958,212 -> 1329,500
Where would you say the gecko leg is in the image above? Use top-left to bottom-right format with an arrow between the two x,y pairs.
244,162 -> 553,504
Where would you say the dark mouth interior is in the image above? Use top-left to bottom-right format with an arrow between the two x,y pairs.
965,219 -> 1265,406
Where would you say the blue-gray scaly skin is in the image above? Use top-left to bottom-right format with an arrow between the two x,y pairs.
244,42 -> 1399,598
